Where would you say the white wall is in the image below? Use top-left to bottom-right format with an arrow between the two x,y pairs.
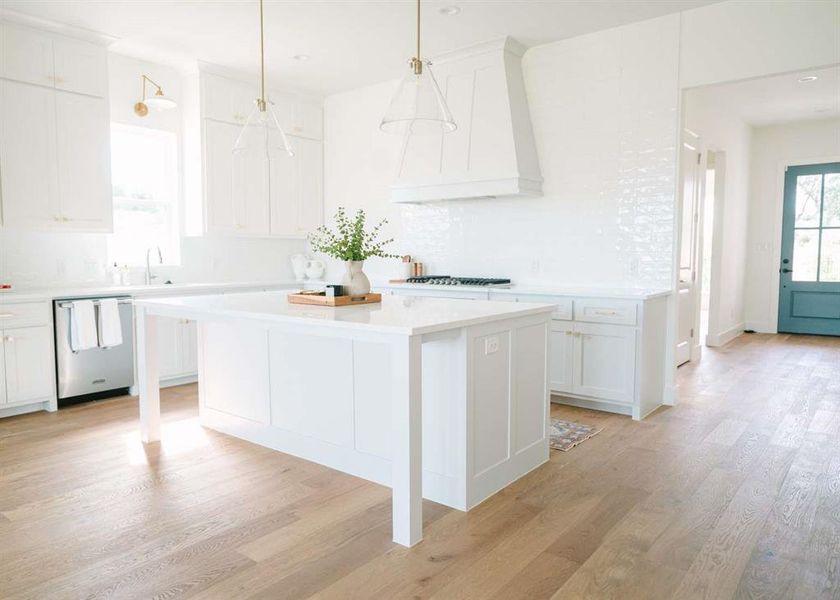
745,118 -> 840,333
683,90 -> 753,344
323,14 -> 681,288
680,0 -> 840,89
0,53 -> 305,288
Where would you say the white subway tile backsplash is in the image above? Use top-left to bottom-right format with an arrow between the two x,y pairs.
318,15 -> 681,289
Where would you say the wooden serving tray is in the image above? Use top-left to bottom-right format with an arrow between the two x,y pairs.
287,292 -> 382,307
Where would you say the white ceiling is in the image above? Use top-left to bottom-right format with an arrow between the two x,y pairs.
687,65 -> 840,126
2,0 -> 720,96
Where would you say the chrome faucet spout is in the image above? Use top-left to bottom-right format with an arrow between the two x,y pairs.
145,246 -> 163,285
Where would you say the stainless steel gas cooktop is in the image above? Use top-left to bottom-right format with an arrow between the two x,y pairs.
405,276 -> 512,288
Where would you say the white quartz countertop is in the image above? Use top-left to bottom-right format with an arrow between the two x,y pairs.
374,282 -> 671,300
136,291 -> 556,336
0,280 -> 312,303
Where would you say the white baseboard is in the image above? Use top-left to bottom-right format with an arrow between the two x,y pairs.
0,400 -> 49,418
745,320 -> 777,334
706,322 -> 744,347
663,384 -> 678,406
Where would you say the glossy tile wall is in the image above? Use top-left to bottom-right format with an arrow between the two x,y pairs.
322,14 -> 680,288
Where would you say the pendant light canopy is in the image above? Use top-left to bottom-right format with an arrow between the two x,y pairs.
380,0 -> 456,135
233,0 -> 295,158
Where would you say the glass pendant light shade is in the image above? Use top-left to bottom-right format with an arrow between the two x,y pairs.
380,61 -> 456,135
232,100 -> 295,158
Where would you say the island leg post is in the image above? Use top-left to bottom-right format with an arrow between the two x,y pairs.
391,335 -> 423,547
136,306 -> 161,443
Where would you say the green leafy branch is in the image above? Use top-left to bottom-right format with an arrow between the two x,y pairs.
308,207 -> 399,262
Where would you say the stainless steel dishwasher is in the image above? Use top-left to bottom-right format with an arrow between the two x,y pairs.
54,296 -> 135,406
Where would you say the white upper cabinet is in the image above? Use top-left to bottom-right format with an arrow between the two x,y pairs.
54,91 -> 112,228
0,80 -> 60,226
0,81 -> 111,230
202,72 -> 257,125
0,23 -> 111,231
0,24 -> 106,98
290,99 -> 323,140
1,24 -> 54,88
204,119 -> 271,237
204,120 -> 238,234
269,136 -> 323,237
191,67 -> 324,238
52,36 -> 108,97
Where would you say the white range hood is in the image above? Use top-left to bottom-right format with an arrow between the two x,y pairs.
391,37 -> 543,203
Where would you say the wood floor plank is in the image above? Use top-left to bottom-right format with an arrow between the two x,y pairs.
0,336 -> 838,599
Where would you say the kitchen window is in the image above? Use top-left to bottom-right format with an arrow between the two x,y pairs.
107,123 -> 180,267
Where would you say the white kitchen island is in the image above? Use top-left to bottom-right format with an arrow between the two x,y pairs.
134,291 -> 554,547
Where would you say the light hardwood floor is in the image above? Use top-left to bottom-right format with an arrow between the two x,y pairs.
1,333 -> 838,599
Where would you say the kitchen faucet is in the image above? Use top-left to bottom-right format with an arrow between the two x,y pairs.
145,246 -> 163,285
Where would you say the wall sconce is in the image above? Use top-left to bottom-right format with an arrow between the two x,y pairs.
134,74 -> 177,116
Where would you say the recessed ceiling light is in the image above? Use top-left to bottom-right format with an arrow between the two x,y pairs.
798,75 -> 818,83
292,54 -> 310,61
439,6 -> 461,16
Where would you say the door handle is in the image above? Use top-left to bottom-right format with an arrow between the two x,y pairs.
781,268 -> 792,273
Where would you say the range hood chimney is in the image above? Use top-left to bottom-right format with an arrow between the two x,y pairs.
391,37 -> 542,203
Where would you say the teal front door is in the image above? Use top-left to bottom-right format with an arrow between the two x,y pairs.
778,163 -> 840,335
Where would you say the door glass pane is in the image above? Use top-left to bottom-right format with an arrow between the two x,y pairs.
823,173 -> 840,227
820,229 -> 840,282
793,229 -> 819,281
795,174 -> 822,227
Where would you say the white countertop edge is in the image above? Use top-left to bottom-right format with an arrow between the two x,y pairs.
135,295 -> 557,337
0,280 -> 323,303
373,282 -> 672,300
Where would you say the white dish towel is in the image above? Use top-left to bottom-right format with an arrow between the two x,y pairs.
97,298 -> 123,348
70,300 -> 98,352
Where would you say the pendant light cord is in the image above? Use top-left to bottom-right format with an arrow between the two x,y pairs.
259,0 -> 266,109
412,0 -> 423,75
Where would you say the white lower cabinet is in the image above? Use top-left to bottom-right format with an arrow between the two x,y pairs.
549,321 -> 574,394
549,320 -> 636,404
2,325 -> 54,405
158,318 -> 198,383
571,322 -> 635,403
0,336 -> 6,405
380,285 -> 669,420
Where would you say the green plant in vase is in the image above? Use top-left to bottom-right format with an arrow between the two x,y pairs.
308,207 -> 399,295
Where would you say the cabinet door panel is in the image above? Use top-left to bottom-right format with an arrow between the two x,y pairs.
290,100 -> 322,139
4,326 -> 54,404
549,321 -> 574,394
204,120 -> 237,233
266,91 -> 294,133
181,320 -> 198,375
232,152 -> 270,236
297,137 -> 323,234
0,80 -> 60,226
157,318 -> 182,379
0,337 -> 6,405
269,147 -> 298,236
573,322 -> 635,403
0,25 -> 53,88
54,91 -> 112,228
52,37 -> 107,97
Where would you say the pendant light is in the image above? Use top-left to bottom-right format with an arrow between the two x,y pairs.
233,0 -> 294,157
380,0 -> 456,135
133,74 -> 177,117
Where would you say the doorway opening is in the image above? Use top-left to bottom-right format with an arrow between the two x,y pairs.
700,150 -> 722,345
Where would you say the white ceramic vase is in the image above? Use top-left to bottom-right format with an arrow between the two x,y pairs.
341,260 -> 370,295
